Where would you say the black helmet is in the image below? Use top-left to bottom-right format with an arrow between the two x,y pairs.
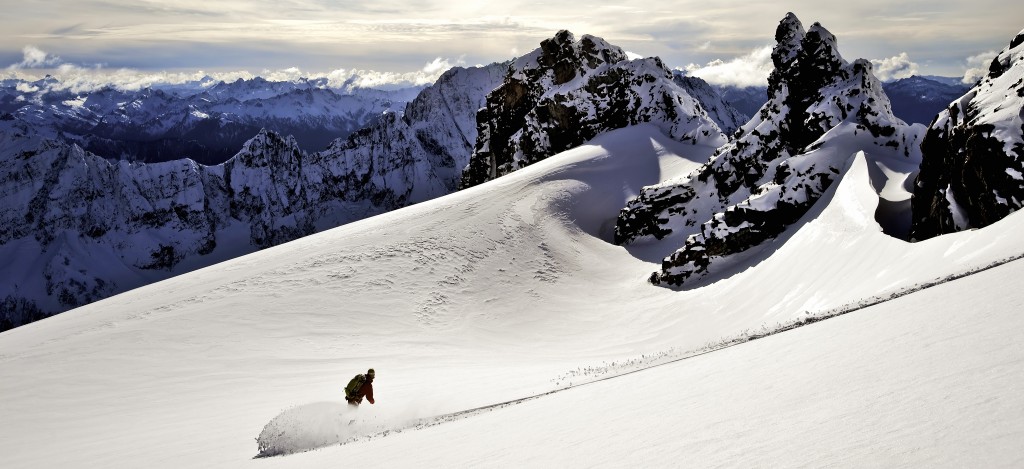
367,368 -> 375,379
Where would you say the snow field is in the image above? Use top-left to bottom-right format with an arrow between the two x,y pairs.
1,125 -> 1023,467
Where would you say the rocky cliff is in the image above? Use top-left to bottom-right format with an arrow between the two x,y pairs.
910,29 -> 1024,240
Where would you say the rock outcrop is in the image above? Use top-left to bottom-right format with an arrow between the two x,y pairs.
910,29 -> 1024,240
616,13 -> 918,286
461,31 -> 725,188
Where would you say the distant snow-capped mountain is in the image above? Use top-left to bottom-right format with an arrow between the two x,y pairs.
672,73 -> 749,134
461,30 -> 726,188
882,76 -> 971,126
0,78 -> 422,165
616,13 -> 922,286
911,29 -> 1024,240
0,65 -> 506,330
706,85 -> 769,120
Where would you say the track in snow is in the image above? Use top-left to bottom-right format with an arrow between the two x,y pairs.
254,250 -> 1024,458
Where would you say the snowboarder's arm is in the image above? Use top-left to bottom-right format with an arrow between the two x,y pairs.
364,383 -> 374,404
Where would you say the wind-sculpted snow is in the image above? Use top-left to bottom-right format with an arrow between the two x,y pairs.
0,65 -> 506,330
616,13 -> 920,286
911,28 -> 1024,240
461,30 -> 725,187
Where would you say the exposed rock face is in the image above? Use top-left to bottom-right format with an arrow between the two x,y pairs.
616,13 -> 918,287
0,64 -> 506,330
910,29 -> 1024,241
461,31 -> 725,188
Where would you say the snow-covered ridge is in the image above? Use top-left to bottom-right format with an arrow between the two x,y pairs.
0,64 -> 506,330
615,13 -> 921,286
0,76 -> 422,165
911,28 -> 1024,240
461,30 -> 726,188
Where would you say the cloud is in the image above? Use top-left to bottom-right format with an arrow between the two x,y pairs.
422,56 -> 463,75
870,52 -> 919,81
7,45 -> 61,69
682,44 -> 773,88
4,54 -> 471,94
15,82 -> 39,93
962,50 -> 998,84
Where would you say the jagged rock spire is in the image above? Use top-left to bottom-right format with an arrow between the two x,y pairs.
615,13 -> 915,287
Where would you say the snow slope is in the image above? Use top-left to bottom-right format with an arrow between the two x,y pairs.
0,64 -> 506,329
1,124 -> 1023,467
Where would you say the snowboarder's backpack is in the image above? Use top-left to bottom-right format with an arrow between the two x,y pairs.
345,374 -> 366,398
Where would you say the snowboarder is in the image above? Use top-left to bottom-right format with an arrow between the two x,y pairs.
345,368 -> 375,406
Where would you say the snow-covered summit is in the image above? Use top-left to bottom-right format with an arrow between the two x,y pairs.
461,31 -> 725,187
911,28 -> 1024,240
615,13 -> 920,286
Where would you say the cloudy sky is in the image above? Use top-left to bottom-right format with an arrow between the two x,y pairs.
2,0 -> 1022,89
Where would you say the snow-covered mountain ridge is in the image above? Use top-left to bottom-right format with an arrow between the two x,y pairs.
0,77 -> 421,164
461,30 -> 727,187
616,13 -> 922,286
0,64 -> 506,330
0,31 -> 751,330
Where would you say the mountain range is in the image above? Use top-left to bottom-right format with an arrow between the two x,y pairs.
0,77 -> 421,165
1,15 -> 1022,334
2,12 -> 1024,467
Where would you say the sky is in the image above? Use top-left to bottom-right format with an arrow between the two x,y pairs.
2,0 -> 1022,89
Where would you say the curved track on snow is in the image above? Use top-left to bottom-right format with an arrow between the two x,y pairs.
256,250 -> 1024,458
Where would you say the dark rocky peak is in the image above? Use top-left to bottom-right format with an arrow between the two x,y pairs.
800,23 -> 843,69
461,30 -> 723,188
771,12 -> 806,72
517,30 -> 628,86
768,17 -> 843,93
615,13 -> 916,287
227,129 -> 305,169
